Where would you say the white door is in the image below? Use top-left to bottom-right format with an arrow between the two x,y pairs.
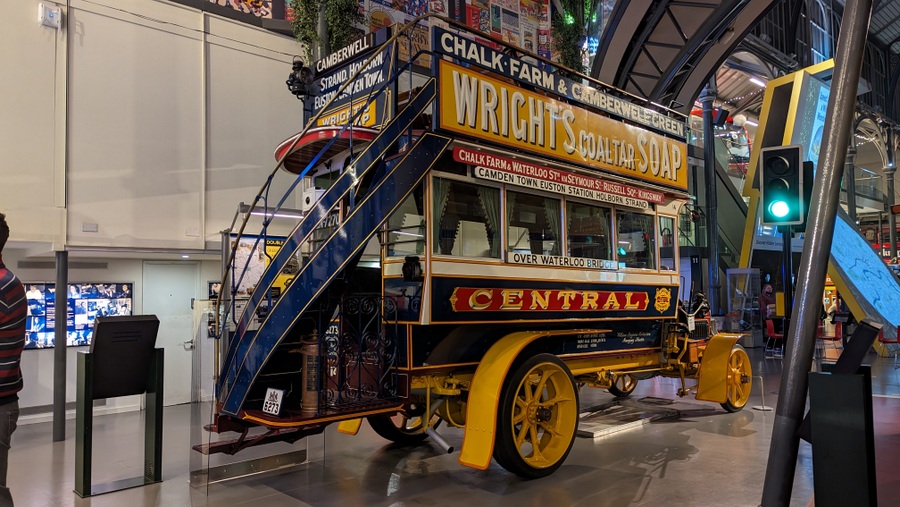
142,262 -> 199,406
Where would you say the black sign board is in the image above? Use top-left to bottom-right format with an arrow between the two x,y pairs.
89,315 -> 160,399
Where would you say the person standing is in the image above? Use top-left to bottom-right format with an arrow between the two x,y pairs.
0,213 -> 25,507
759,283 -> 776,322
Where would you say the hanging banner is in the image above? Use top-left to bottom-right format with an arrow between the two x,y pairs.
453,147 -> 665,209
437,60 -> 688,190
432,27 -> 686,140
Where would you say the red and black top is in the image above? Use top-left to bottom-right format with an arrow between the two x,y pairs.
0,254 -> 25,405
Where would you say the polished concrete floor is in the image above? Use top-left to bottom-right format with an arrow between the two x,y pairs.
8,346 -> 900,506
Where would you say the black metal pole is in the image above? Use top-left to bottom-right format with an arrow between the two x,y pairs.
846,145 -> 858,223
761,0 -> 873,504
53,250 -> 68,442
780,224 -> 793,348
885,128 -> 896,259
700,80 -> 721,315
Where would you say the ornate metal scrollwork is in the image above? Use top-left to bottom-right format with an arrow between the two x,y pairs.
318,294 -> 399,408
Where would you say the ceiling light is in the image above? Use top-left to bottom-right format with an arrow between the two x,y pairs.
745,119 -> 758,127
182,254 -> 190,259
749,77 -> 767,87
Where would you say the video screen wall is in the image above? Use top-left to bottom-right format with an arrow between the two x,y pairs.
24,283 -> 133,349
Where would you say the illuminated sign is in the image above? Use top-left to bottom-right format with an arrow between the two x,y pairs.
437,60 -> 688,190
449,287 -> 650,312
453,147 -> 664,209
432,28 -> 685,140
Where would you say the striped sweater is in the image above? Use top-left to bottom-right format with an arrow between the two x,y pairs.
0,254 -> 25,405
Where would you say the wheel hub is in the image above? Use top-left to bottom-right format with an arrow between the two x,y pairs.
536,406 -> 552,423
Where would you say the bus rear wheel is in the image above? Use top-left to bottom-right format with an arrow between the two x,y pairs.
367,407 -> 439,445
607,374 -> 638,397
493,354 -> 578,478
721,345 -> 752,413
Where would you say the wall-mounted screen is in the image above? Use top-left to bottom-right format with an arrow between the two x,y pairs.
24,283 -> 133,349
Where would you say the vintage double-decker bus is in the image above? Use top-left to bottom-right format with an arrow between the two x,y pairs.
203,15 -> 752,479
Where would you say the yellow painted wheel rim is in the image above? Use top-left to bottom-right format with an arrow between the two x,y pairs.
510,361 -> 577,469
614,375 -> 636,393
725,348 -> 752,409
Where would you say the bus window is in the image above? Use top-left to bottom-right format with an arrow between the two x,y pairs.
567,201 -> 611,261
385,183 -> 425,257
659,215 -> 676,271
616,210 -> 656,269
432,177 -> 501,258
507,190 -> 561,256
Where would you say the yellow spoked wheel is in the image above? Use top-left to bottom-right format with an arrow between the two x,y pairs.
608,374 -> 638,397
721,345 -> 752,413
494,354 -> 578,478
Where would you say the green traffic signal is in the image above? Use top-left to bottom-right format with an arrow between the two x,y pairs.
760,146 -> 803,226
768,200 -> 790,218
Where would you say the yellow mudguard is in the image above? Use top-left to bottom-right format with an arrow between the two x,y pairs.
458,329 -> 596,470
337,418 -> 363,435
695,334 -> 741,403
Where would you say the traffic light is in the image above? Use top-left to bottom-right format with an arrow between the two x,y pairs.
760,145 -> 804,226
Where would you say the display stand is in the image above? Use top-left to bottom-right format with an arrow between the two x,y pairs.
803,319 -> 880,507
75,315 -> 163,498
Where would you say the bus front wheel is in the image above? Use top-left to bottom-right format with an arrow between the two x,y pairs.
493,354 -> 578,478
720,345 -> 752,413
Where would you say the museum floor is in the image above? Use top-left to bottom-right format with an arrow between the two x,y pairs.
8,346 -> 900,507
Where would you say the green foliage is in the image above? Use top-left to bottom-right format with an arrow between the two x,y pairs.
551,0 -> 601,75
290,0 -> 364,63
324,0 -> 365,52
290,0 -> 321,63
551,13 -> 586,73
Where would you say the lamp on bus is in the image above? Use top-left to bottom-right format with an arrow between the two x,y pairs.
286,57 -> 317,100
402,256 -> 423,281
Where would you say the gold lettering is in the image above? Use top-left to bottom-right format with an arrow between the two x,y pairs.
557,291 -> 577,309
624,292 -> 642,310
501,289 -> 524,310
469,289 -> 493,310
582,291 -> 599,309
603,293 -> 620,310
530,290 -> 551,309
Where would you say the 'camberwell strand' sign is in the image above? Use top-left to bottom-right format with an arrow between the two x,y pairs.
310,27 -> 393,115
437,60 -> 688,190
432,27 -> 685,140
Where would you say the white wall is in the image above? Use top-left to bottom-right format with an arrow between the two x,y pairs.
0,0 -> 307,421
1,0 -> 305,251
5,248 -> 223,420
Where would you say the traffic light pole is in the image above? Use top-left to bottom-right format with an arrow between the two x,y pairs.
780,224 -> 793,321
700,80 -> 721,316
761,0 -> 873,504
885,128 -> 896,259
